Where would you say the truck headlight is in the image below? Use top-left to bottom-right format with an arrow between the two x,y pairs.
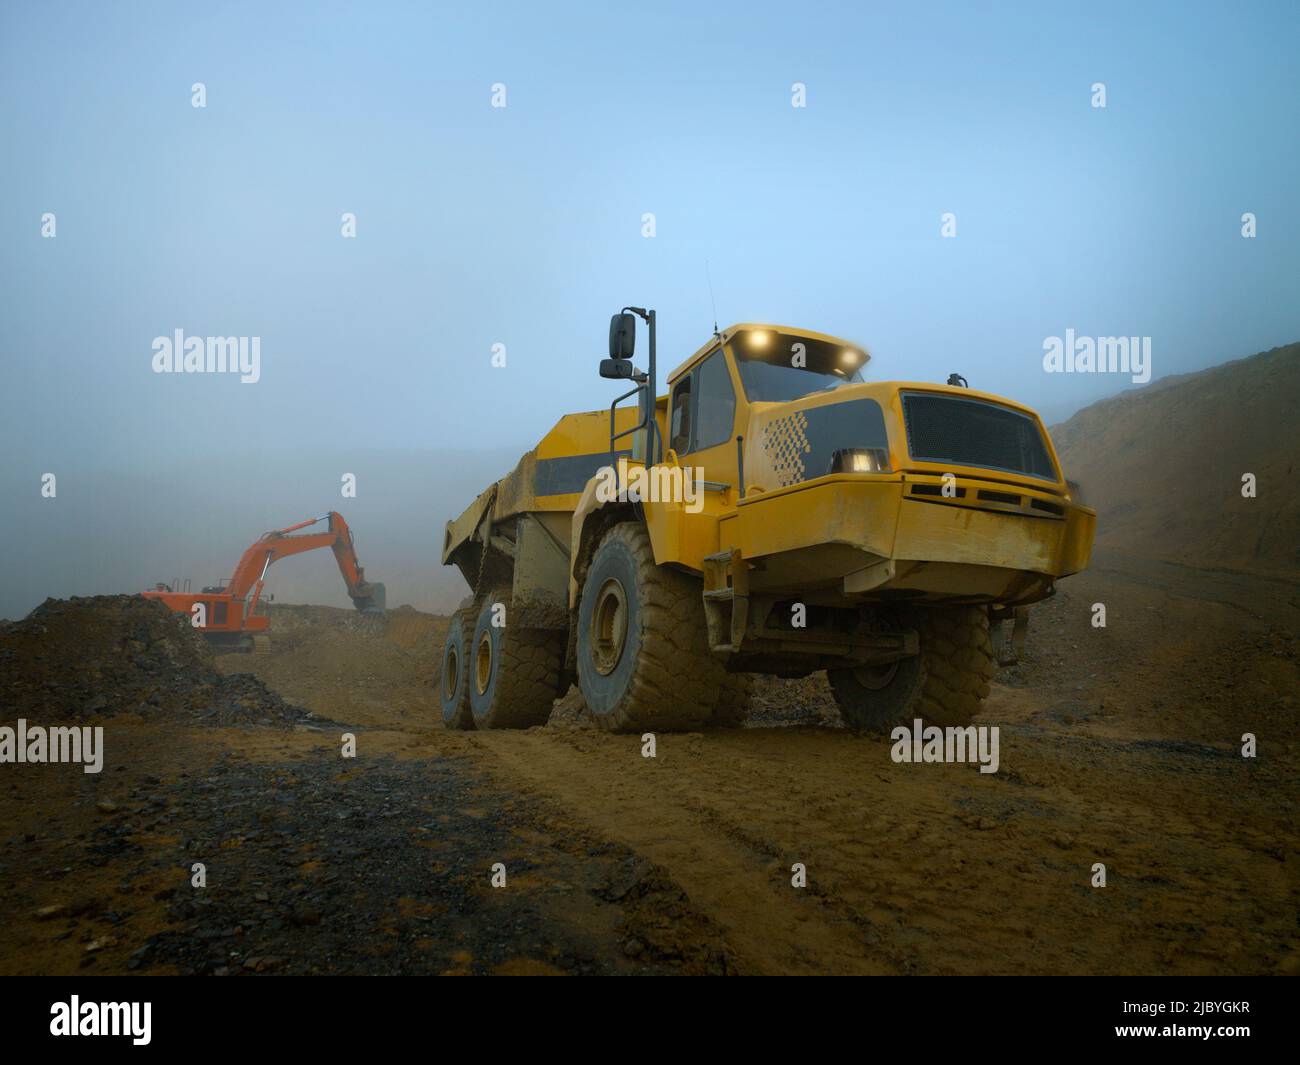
830,448 -> 889,474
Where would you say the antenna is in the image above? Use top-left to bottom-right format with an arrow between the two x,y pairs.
705,260 -> 719,335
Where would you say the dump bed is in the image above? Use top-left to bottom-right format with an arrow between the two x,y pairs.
441,405 -> 642,585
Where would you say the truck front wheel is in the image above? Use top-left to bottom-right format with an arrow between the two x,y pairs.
576,522 -> 723,732
828,606 -> 994,733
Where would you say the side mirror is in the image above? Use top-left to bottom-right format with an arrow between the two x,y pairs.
599,358 -> 636,380
609,313 -> 636,359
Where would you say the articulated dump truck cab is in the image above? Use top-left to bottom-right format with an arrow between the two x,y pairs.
440,318 -> 1095,735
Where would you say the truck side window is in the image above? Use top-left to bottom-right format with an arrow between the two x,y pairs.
690,350 -> 737,452
669,376 -> 692,454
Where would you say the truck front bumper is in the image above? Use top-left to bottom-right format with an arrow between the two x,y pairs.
723,473 -> 1096,605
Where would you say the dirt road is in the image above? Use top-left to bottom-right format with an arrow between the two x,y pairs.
2,556 -> 1296,975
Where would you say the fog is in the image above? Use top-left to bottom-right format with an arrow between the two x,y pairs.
2,2 -> 1297,619
0,448 -> 521,619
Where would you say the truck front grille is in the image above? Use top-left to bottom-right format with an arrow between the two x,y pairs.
902,392 -> 1056,480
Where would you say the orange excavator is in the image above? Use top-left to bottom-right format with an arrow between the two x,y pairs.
142,512 -> 385,652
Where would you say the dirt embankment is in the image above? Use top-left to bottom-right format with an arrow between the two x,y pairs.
1051,341 -> 1299,575
222,603 -> 444,730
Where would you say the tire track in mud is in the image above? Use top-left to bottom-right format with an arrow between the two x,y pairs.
461,712 -> 1300,976
465,728 -> 895,975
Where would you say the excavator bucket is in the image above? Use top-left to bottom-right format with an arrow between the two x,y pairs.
352,581 -> 386,615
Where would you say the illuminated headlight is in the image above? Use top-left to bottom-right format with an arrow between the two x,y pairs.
830,447 -> 889,474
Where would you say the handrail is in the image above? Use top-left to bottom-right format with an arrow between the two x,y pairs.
609,385 -> 643,469
609,385 -> 661,469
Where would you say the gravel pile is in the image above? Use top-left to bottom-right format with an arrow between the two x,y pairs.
0,595 -> 321,729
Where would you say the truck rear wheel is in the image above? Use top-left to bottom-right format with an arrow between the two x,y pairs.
468,589 -> 564,729
439,607 -> 474,730
576,522 -> 723,732
828,606 -> 993,733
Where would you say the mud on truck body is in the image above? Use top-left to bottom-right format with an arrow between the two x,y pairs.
440,309 -> 1095,733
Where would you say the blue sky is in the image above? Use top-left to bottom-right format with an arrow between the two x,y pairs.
0,0 -> 1296,613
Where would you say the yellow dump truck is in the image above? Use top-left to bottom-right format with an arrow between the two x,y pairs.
440,309 -> 1095,733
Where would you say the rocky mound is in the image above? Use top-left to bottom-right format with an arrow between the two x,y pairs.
0,595 -> 321,729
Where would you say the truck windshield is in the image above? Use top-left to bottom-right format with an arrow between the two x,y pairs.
729,329 -> 867,402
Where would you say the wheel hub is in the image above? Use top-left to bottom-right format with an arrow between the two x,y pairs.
851,660 -> 900,690
589,577 -> 628,676
474,631 -> 493,695
443,644 -> 459,700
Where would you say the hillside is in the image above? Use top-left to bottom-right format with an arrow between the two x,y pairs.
1051,342 -> 1299,575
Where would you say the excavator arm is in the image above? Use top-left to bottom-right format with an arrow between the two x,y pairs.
227,512 -> 386,617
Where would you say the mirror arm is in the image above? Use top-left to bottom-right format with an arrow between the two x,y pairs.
644,309 -> 657,462
607,307 -> 658,464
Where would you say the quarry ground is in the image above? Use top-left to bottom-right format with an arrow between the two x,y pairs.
2,551 -> 1297,976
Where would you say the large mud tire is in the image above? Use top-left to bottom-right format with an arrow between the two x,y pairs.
468,589 -> 564,730
710,673 -> 754,728
576,523 -> 724,733
828,606 -> 994,733
439,607 -> 475,730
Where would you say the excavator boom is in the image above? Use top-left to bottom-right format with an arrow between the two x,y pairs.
228,512 -> 385,614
